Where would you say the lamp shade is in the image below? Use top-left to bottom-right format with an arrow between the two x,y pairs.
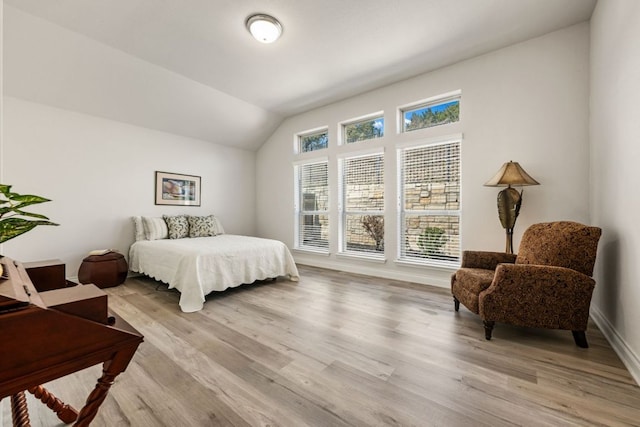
484,161 -> 540,187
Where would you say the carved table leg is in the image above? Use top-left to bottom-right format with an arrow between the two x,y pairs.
73,370 -> 117,426
74,347 -> 138,426
28,385 -> 78,424
11,391 -> 30,427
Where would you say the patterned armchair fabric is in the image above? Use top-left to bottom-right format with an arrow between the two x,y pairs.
515,221 -> 601,276
451,221 -> 601,347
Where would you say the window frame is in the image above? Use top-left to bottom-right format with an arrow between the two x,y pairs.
294,158 -> 330,253
396,135 -> 461,267
340,112 -> 385,145
398,91 -> 461,134
338,148 -> 385,259
296,127 -> 329,154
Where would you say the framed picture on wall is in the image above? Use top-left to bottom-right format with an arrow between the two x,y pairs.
155,171 -> 201,206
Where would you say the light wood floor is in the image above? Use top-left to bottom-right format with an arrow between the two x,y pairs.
3,265 -> 640,426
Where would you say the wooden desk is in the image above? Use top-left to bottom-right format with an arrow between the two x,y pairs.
0,257 -> 143,426
23,259 -> 72,292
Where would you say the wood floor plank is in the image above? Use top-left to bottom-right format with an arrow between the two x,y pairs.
109,293 -> 307,427
3,265 -> 640,426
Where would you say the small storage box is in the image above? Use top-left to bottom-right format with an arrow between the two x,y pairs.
78,252 -> 128,288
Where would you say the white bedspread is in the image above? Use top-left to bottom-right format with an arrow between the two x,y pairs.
129,235 -> 299,312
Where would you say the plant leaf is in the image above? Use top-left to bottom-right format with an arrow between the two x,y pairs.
0,218 -> 58,244
0,207 -> 15,216
11,194 -> 51,203
12,210 -> 52,220
9,195 -> 52,211
0,185 -> 57,242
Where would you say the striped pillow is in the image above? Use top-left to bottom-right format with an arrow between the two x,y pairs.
132,216 -> 146,241
142,217 -> 168,240
213,216 -> 225,235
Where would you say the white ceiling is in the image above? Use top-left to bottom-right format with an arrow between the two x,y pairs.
3,0 -> 596,150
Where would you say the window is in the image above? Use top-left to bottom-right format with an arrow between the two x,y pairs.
298,129 -> 328,153
339,151 -> 384,257
401,97 -> 460,133
343,115 -> 384,144
294,161 -> 329,252
292,91 -> 461,267
398,139 -> 460,266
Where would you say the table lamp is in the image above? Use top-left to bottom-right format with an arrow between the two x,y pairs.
484,161 -> 539,254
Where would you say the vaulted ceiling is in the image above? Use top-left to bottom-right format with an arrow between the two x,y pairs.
3,0 -> 596,150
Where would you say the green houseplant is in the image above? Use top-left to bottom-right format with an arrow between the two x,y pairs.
417,226 -> 447,258
0,184 -> 58,244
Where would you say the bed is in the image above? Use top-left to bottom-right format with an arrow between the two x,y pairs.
129,216 -> 299,312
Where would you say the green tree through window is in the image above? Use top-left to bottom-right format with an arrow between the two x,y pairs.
300,131 -> 328,153
345,118 -> 384,143
404,100 -> 459,132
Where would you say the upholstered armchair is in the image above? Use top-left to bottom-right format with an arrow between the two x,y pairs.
451,221 -> 601,347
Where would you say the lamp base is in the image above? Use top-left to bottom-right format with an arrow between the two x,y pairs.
497,186 -> 522,254
505,228 -> 514,254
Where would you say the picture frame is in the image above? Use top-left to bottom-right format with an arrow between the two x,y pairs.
155,171 -> 201,206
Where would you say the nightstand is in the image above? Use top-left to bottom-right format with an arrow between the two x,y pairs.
78,252 -> 128,288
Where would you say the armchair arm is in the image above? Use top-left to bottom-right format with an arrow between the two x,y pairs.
461,251 -> 517,270
479,264 -> 596,331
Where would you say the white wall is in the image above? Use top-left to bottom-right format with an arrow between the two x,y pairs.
256,23 -> 590,287
3,5 -> 281,151
589,0 -> 640,384
1,4 -> 258,277
1,97 -> 256,276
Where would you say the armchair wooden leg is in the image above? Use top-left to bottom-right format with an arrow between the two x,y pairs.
453,297 -> 460,312
483,320 -> 495,340
572,331 -> 589,348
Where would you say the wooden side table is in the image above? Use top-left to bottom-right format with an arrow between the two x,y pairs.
78,252 -> 128,288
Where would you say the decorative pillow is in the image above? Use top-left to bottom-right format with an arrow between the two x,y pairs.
163,215 -> 189,239
132,216 -> 146,241
213,216 -> 225,235
142,216 -> 168,240
188,215 -> 218,237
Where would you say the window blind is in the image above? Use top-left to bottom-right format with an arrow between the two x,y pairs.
296,161 -> 329,251
399,140 -> 460,264
340,152 -> 384,256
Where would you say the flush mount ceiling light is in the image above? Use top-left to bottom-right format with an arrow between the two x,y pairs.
246,14 -> 282,43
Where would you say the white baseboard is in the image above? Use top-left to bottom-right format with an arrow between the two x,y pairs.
590,306 -> 640,386
293,254 -> 453,288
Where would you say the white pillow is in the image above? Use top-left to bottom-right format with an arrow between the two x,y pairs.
132,216 -> 146,241
214,216 -> 225,235
142,216 -> 168,240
